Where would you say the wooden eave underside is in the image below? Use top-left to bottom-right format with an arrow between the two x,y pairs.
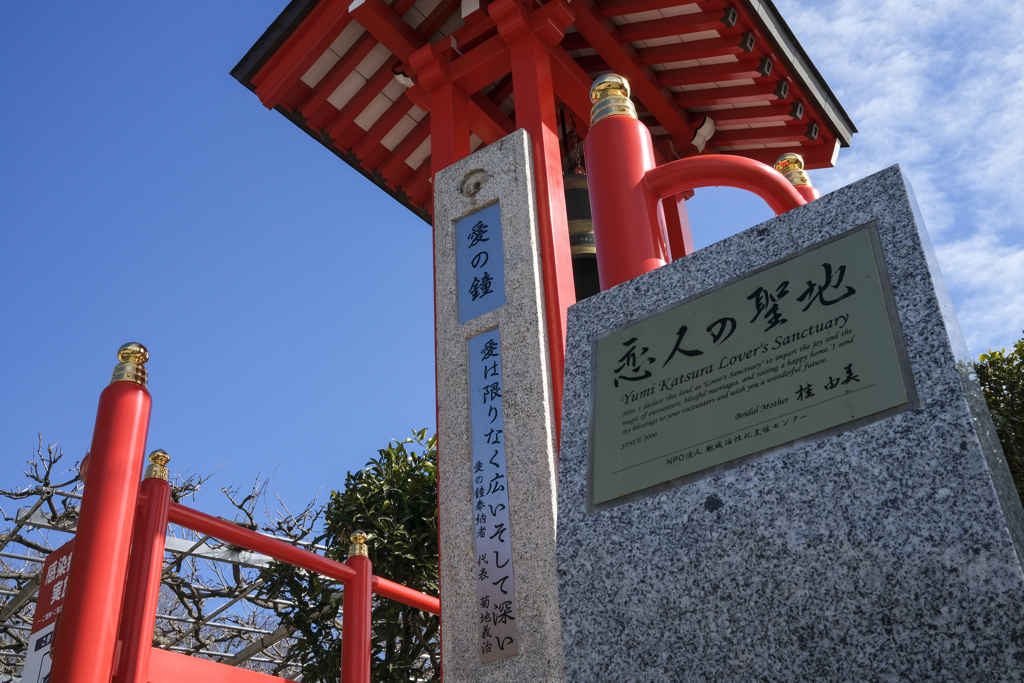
232,0 -> 855,223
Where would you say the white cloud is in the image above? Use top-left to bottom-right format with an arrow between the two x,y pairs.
935,236 -> 1024,355
771,0 -> 1024,354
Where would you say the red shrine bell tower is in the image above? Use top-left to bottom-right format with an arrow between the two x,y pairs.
233,0 -> 855,432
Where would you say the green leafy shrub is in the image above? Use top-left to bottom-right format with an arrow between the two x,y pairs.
262,430 -> 439,682
977,333 -> 1024,505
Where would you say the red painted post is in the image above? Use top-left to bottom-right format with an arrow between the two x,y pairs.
115,451 -> 172,683
584,74 -> 669,290
50,343 -> 153,683
341,531 -> 373,683
409,38 -> 471,175
661,194 -> 694,262
492,0 -> 578,439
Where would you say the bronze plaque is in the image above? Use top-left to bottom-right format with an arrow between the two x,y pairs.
590,224 -> 915,507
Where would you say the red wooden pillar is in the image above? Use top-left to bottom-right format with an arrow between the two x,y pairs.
584,75 -> 669,289
493,0 -> 577,437
114,451 -> 172,683
410,38 -> 471,175
340,532 -> 373,683
51,344 -> 153,683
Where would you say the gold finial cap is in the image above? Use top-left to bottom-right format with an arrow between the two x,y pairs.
774,153 -> 812,187
144,449 -> 170,481
590,73 -> 637,125
349,530 -> 369,558
110,342 -> 149,387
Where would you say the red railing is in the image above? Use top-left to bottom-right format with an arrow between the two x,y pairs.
50,349 -> 439,683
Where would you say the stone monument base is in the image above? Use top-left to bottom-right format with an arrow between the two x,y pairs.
557,166 -> 1024,681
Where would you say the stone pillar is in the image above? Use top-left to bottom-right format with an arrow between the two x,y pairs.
433,129 -> 565,682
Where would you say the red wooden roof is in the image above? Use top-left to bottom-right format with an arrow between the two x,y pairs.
232,0 -> 855,223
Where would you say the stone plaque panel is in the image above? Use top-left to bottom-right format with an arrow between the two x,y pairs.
591,224 -> 917,507
467,329 -> 519,661
457,203 -> 507,323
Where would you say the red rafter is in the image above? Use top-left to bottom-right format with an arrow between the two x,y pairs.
710,101 -> 803,126
570,53 -> 609,74
560,32 -> 594,52
326,0 -> 468,145
406,161 -> 433,202
618,8 -> 738,43
451,35 -> 512,94
636,32 -> 758,65
253,0 -> 349,108
658,57 -> 769,87
488,73 -> 514,106
571,0 -> 694,147
597,0 -> 726,17
735,14 -> 841,155
326,58 -> 401,139
710,121 -> 817,147
348,0 -> 424,62
353,93 -> 416,159
302,0 -> 452,126
469,93 -> 516,143
674,81 -> 786,108
450,16 -> 498,52
731,137 -> 839,169
381,115 -> 431,179
549,44 -> 596,130
301,33 -> 378,123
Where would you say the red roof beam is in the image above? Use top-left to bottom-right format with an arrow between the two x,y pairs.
550,44 -> 596,135
596,0 -> 727,18
731,137 -> 839,169
710,101 -> 804,126
353,93 -> 416,159
405,160 -> 433,201
617,6 -> 740,43
386,162 -> 416,191
560,31 -> 595,52
348,0 -> 424,63
253,0 -> 351,108
450,16 -> 497,52
709,121 -> 819,147
300,33 -> 380,123
674,80 -> 788,108
658,56 -> 771,87
303,0 -> 455,126
636,32 -> 759,66
326,57 -> 401,139
301,0 -> 426,121
382,116 -> 430,182
469,93 -> 516,143
571,0 -> 695,149
450,35 -> 512,95
732,18 -> 846,147
488,73 -> 515,106
418,0 -> 465,41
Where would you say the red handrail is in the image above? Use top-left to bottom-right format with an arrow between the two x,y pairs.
645,154 -> 806,216
167,503 -> 357,583
166,502 -> 441,615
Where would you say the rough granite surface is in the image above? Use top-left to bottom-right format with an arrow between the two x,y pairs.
434,130 -> 565,682
557,165 -> 1024,682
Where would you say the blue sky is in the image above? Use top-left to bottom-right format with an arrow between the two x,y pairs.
2,1 -> 1020,521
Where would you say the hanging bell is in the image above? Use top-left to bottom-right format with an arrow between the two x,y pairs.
564,173 -> 601,302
